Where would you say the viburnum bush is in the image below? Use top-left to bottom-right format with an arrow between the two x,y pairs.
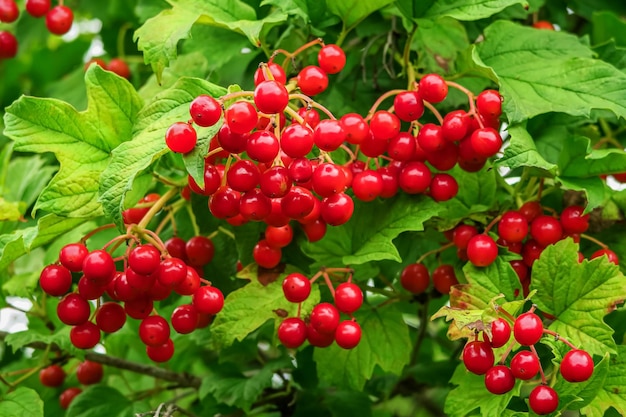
2,1 -> 626,417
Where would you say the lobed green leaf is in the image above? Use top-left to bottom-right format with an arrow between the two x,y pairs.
423,0 -> 528,20
0,387 -> 44,417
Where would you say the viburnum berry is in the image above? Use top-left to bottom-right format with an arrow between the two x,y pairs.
70,322 -> 101,349
394,91 -> 424,122
313,119 -> 346,152
39,364 -> 65,387
26,0 -> 51,18
59,387 -> 82,410
59,243 -> 89,272
129,245 -> 161,275
513,312 -> 543,346
253,239 -> 282,269
321,192 -> 354,226
334,282 -> 363,314
157,257 -> 187,287
171,304 -> 199,334
317,44 -> 346,74
462,340 -> 494,375
312,162 -> 347,198
400,263 -> 430,294
418,74 -> 448,103
498,210 -> 529,243
476,89 -> 502,120
95,302 -> 126,333
193,286 -> 224,315
165,122 -> 197,153
484,365 -> 515,395
281,124 -> 314,158
139,315 -> 171,347
0,0 -> 19,23
225,101 -> 258,134
0,31 -> 18,59
453,224 -> 479,250
560,349 -> 594,382
519,200 -> 543,222
146,339 -> 175,362
340,113 -> 370,144
45,5 -> 74,35
417,123 -> 445,153
432,264 -> 458,294
533,20 -> 555,30
469,127 -> 502,157
442,110 -> 469,142
490,318 -> 511,348
57,293 -> 91,325
278,317 -> 307,348
310,302 -> 340,335
529,385 -> 559,415
352,170 -> 384,202
510,350 -> 540,380
530,215 -> 563,247
297,65 -> 328,96
281,186 -> 315,219
398,161 -> 431,194
370,111 -> 400,141
254,62 -> 287,85
76,360 -> 103,385
429,173 -> 459,202
124,297 -> 154,320
254,80 -> 289,114
247,130 -> 280,163
560,205 -> 589,234
466,234 -> 498,267
306,321 -> 334,347
185,236 -> 215,267
297,107 -> 321,129
40,264 -> 73,296
282,273 -> 311,303
174,267 -> 201,296
190,95 -> 222,127
265,224 -> 293,248
335,321 -> 361,349
590,248 -> 619,265
83,249 -> 116,286
107,58 -> 131,79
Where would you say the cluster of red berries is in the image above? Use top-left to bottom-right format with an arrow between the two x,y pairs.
462,309 -> 594,415
278,271 -> 364,350
399,262 -> 459,296
84,56 -> 131,79
163,42 -> 506,257
448,201 -> 617,294
39,235 -> 224,362
0,0 -> 73,59
39,360 -> 103,409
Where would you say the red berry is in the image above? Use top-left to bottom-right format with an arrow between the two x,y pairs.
432,264 -> 458,294
335,321 -> 361,349
281,186 -> 315,220
519,201 -> 543,222
83,250 -> 116,286
297,65 -> 328,96
510,350 -> 540,380
312,162 -> 347,198
352,170 -> 383,202
39,365 -> 65,387
76,360 -> 103,385
225,101 -> 258,134
192,286 -> 224,315
394,91 -> 424,122
400,263 -> 430,294
124,297 -> 153,320
387,132 -> 417,161
59,387 -> 82,409
398,161 -> 431,194
59,243 -> 89,272
189,95 -> 222,127
466,235 -> 498,267
157,257 -> 187,287
107,58 -> 131,79
442,110 -> 469,142
590,248 -> 619,265
306,321 -> 334,347
418,74 -> 448,103
530,215 -> 563,247
533,20 -> 555,30
278,317 -> 307,348
560,205 -> 589,234
0,31 -> 17,59
282,273 -> 311,303
254,62 -> 287,85
185,236 -> 215,267
174,267 -> 201,296
469,127 -> 502,157
490,318 -> 511,348
146,339 -> 175,362
247,131 -> 280,163
139,315 -> 171,347
253,239 -> 282,269
57,293 -> 91,325
313,119 -> 346,152
129,245 -> 161,275
254,80 -> 289,114
321,193 -> 354,226
498,210 -> 529,243
265,224 -> 293,248
40,264 -> 73,296
484,365 -> 515,395
453,224 -> 478,250
513,312 -> 543,346
281,124 -> 314,158
334,282 -> 363,314
529,385 -> 559,415
0,0 -> 19,23
560,349 -> 594,382
310,302 -> 340,335
165,122 -> 197,153
370,111 -> 400,141
317,44 -> 346,74
462,341 -> 494,375
429,173 -> 458,202
70,322 -> 101,349
171,304 -> 199,334
95,302 -> 126,333
45,5 -> 73,35
476,89 -> 502,120
340,113 -> 370,144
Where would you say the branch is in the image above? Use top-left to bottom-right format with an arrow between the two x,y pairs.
0,331 -> 201,388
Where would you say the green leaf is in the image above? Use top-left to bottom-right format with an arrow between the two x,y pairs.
0,214 -> 88,271
302,195 -> 441,276
66,386 -> 132,417
199,358 -> 291,411
5,326 -> 80,356
556,176 -> 607,212
581,346 -> 626,416
557,135 -> 626,178
444,363 -> 521,417
3,66 -> 143,218
99,77 -> 226,228
496,125 -> 557,175
476,20 -> 626,123
531,239 -> 626,356
413,17 -> 470,74
327,0 -> 394,28
135,0 -> 287,81
314,305 -> 411,390
462,257 -> 524,303
423,0 -> 528,20
553,353 -> 609,411
0,387 -> 44,417
591,11 -> 626,47
210,273 -> 320,348
182,119 -> 223,189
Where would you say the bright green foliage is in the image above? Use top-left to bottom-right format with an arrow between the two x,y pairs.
0,387 -> 44,417
66,386 -> 133,417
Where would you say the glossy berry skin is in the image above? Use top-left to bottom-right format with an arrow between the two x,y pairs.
453,224 -> 478,250
490,318 -> 511,348
185,236 -> 215,267
313,119 -> 346,151
321,193 -> 354,226
129,245 -> 161,275
108,58 -> 131,79
462,341 -> 494,375
157,257 -> 187,287
278,317 -> 307,348
317,44 -> 346,74
466,234 -> 498,267
370,111 -> 400,141
418,74 -> 448,103
265,224 -> 293,248
442,110 -> 469,142
432,264 -> 458,294
40,264 -> 72,296
146,339 -> 175,363
312,162 -> 347,198
398,161 -> 431,194
529,385 -> 559,415
476,89 -> 502,120
560,349 -> 594,382
335,321 -> 361,349
60,243 -> 89,272
226,101 -> 258,134
340,113 -> 370,144
513,312 -> 543,346
530,215 -> 563,247
39,365 -> 66,387
400,263 -> 430,294
76,360 -> 103,385
139,315 -> 171,347
281,124 -> 314,158
282,273 -> 311,303
510,350 -> 540,380
254,80 -> 289,114
59,387 -> 82,410
70,322 -> 101,349
95,302 -> 126,333
247,131 -> 280,163
429,173 -> 459,202
533,20 -> 555,30
254,62 -> 287,85
253,239 -> 282,269
351,170 -> 383,202
189,95 -> 222,127
83,249 -> 116,286
297,65 -> 328,96
165,122 -> 197,153
498,211 -> 529,243
57,293 -> 91,325
46,5 -> 74,35
0,0 -> 18,23
26,0 -> 51,18
393,91 -> 424,122
0,31 -> 17,59
560,205 -> 589,234
334,282 -> 363,314
590,248 -> 619,265
306,322 -> 334,347
484,365 -> 515,395
470,127 -> 502,157
310,302 -> 340,335
192,286 -> 224,315
171,304 -> 199,334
